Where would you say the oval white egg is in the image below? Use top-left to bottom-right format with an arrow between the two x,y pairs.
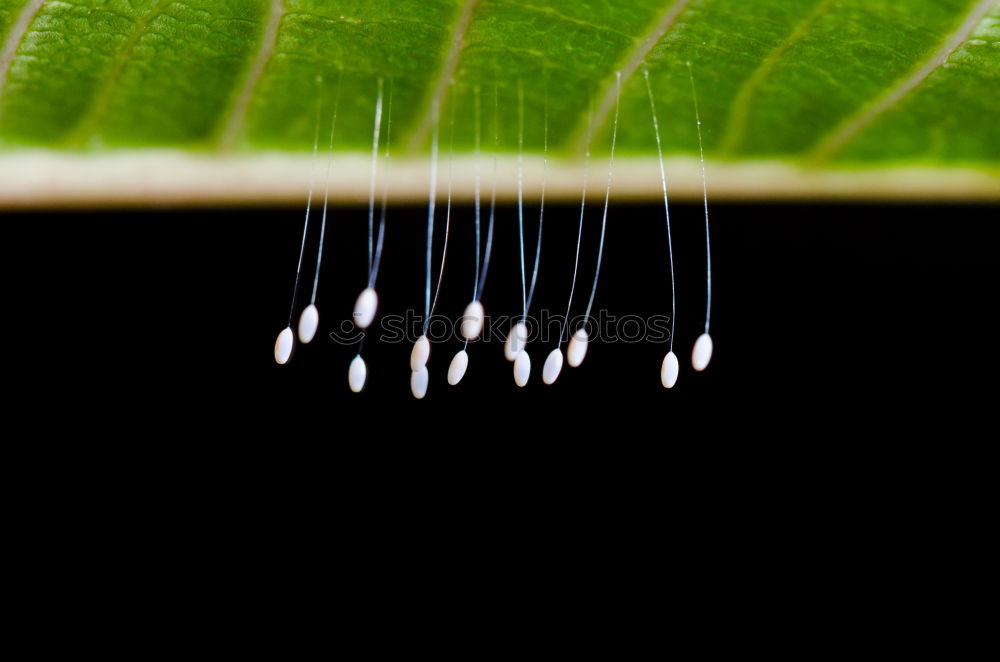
661,351 -> 679,388
504,322 -> 528,361
542,348 -> 563,385
448,350 -> 469,385
410,335 -> 430,371
274,326 -> 294,364
353,287 -> 378,329
567,328 -> 589,367
298,304 -> 319,343
514,350 -> 531,387
461,300 -> 485,340
348,355 -> 367,392
692,333 -> 713,371
411,367 -> 429,399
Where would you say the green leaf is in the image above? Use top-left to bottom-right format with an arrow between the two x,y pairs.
0,0 -> 998,205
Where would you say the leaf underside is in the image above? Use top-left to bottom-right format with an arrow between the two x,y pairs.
0,0 -> 998,202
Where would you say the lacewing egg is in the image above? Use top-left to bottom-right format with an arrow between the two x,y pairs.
461,300 -> 485,340
410,335 -> 430,371
348,355 -> 367,393
692,333 -> 713,372
514,350 -> 531,387
275,326 -> 294,364
661,351 -> 679,388
542,348 -> 563,385
504,322 -> 528,361
448,350 -> 469,385
353,287 -> 378,329
411,367 -> 429,399
567,328 -> 589,367
298,304 -> 319,344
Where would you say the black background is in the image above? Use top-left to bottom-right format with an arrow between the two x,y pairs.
11,196 -> 995,578
31,198 -> 998,439
5,196 -> 996,546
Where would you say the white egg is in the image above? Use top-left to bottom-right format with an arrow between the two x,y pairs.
297,304 -> 319,343
692,333 -> 713,371
448,350 -> 469,385
661,351 -> 679,388
274,326 -> 294,364
514,350 -> 531,387
353,287 -> 378,329
461,300 -> 485,340
348,355 -> 367,392
567,328 -> 589,367
410,335 -> 430,371
504,322 -> 528,361
542,348 -> 563,385
411,367 -> 429,399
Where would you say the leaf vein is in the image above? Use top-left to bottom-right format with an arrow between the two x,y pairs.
0,0 -> 47,99
718,0 -> 836,155
69,0 -> 173,147
217,0 -> 283,151
405,0 -> 479,153
503,1 -> 636,42
808,0 -> 998,161
569,0 -> 692,155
